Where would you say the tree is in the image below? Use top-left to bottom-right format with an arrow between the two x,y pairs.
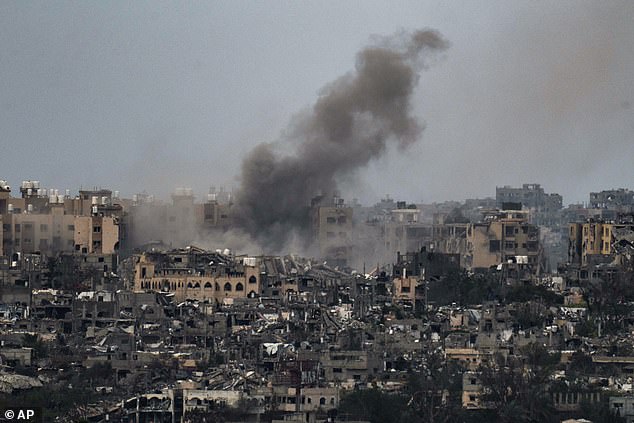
22,333 -> 47,359
404,351 -> 464,423
477,353 -> 558,423
338,389 -> 409,423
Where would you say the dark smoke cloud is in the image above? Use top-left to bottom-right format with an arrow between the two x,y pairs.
233,29 -> 448,250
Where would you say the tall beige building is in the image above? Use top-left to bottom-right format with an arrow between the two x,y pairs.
466,208 -> 541,273
311,195 -> 353,268
0,181 -> 121,258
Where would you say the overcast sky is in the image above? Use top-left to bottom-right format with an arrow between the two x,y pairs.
1,1 -> 632,206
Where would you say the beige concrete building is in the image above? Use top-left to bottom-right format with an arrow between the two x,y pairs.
311,196 -> 353,268
74,215 -> 120,254
133,251 -> 261,303
568,220 -> 634,267
2,207 -> 76,255
466,209 -> 541,273
392,275 -> 419,307
0,181 -> 122,257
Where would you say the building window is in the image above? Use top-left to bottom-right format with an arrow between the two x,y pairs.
326,217 -> 336,224
67,225 -> 74,231
337,216 -> 347,224
15,224 -> 20,232
236,282 -> 244,291
224,282 -> 232,292
249,275 -> 257,284
40,224 -> 48,232
93,226 -> 101,233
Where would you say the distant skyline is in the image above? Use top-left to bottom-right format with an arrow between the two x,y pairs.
1,1 -> 632,206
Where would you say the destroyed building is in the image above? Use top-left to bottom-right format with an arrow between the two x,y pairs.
466,206 -> 542,278
311,194 -> 353,269
133,247 -> 262,303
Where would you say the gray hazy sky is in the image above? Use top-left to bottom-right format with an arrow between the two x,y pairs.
1,1 -> 633,206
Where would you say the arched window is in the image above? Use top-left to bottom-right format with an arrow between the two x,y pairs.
193,282 -> 201,288
204,282 -> 212,289
236,282 -> 244,291
248,291 -> 257,298
187,282 -> 193,288
319,397 -> 326,405
224,282 -> 232,292
249,275 -> 257,284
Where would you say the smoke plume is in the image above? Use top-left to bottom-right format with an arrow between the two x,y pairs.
233,29 -> 448,250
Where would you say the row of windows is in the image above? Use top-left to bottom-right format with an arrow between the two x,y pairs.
5,224 -> 75,232
140,280 -> 251,292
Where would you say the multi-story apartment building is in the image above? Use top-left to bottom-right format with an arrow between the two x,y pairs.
568,216 -> 634,267
466,208 -> 541,275
0,181 -> 121,258
496,183 -> 563,213
311,195 -> 353,268
589,188 -> 634,209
